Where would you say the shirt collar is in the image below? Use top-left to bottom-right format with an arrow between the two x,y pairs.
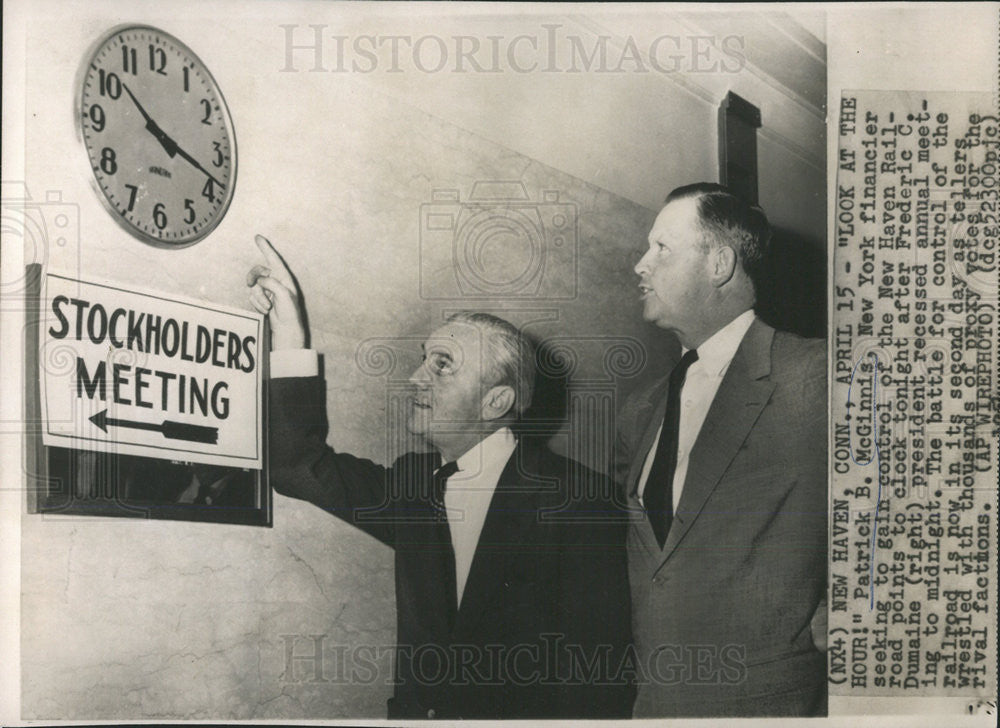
683,309 -> 756,378
451,426 -> 517,476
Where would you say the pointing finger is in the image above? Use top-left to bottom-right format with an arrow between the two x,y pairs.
254,234 -> 296,289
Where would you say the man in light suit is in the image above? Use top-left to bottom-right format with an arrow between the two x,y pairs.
248,236 -> 633,720
616,184 -> 827,717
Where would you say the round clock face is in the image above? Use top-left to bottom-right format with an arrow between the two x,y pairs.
78,26 -> 236,248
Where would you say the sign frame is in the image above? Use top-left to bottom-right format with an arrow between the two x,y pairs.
23,264 -> 272,527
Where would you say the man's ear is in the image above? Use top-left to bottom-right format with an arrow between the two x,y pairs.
710,245 -> 738,287
482,385 -> 516,421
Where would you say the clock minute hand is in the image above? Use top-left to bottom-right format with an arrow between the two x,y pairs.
121,82 -> 178,159
170,139 -> 224,191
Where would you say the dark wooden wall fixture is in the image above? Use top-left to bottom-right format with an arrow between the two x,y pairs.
718,91 -> 762,204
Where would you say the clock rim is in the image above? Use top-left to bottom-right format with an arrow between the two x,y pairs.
75,23 -> 238,250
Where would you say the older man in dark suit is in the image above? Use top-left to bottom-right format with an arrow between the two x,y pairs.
248,236 -> 633,720
616,183 -> 827,717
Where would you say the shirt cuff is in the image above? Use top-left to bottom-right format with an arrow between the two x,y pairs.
270,349 -> 319,378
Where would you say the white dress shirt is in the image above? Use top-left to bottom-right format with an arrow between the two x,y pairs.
270,348 -> 516,606
270,348 -> 320,378
440,426 -> 516,606
637,310 -> 756,509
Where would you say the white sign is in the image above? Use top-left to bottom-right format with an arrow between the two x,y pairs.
39,271 -> 263,468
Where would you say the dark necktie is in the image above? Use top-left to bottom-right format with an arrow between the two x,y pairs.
431,459 -> 460,630
645,348 -> 699,548
432,460 -> 459,509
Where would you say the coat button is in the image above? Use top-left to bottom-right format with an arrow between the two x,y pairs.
427,708 -> 436,719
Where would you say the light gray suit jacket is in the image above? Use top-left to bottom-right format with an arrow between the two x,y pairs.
615,318 -> 827,717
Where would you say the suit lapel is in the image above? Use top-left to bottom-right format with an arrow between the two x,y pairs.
657,320 -> 776,567
626,380 -> 670,498
626,379 -> 672,554
451,442 -> 543,637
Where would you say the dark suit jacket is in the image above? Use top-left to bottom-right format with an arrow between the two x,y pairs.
615,318 -> 827,717
269,376 -> 634,720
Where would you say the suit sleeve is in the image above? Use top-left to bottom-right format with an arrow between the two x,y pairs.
268,375 -> 396,547
611,379 -> 660,501
804,339 -> 829,652
612,415 -> 636,505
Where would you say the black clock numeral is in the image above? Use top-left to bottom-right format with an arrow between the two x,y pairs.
99,147 -> 117,175
200,98 -> 213,125
153,203 -> 168,230
148,45 -> 167,75
212,141 -> 224,167
88,104 -> 106,132
124,184 -> 138,212
183,66 -> 190,93
184,198 -> 196,224
202,178 -> 216,203
122,45 -> 138,75
98,69 -> 122,99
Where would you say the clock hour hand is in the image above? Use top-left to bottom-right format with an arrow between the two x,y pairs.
148,121 -> 179,159
121,82 -> 178,159
121,81 -> 223,190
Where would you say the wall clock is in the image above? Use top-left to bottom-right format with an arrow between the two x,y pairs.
78,25 -> 237,248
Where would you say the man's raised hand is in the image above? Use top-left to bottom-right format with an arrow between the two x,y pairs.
248,234 -> 308,350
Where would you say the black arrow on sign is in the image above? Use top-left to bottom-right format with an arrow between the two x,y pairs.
89,409 -> 218,445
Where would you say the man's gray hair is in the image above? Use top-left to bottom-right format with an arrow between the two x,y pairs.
446,311 -> 535,416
